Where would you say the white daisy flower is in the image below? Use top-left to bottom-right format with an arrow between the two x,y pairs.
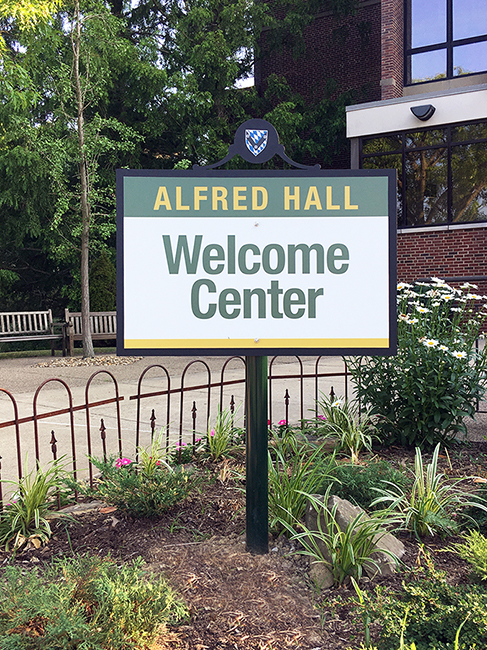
451,350 -> 467,359
423,339 -> 439,348
416,306 -> 430,313
439,345 -> 449,352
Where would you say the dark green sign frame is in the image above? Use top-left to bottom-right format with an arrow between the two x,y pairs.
116,167 -> 397,358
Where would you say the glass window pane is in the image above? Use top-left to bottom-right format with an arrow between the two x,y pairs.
452,122 -> 487,142
362,135 -> 402,154
452,143 -> 487,222
410,50 -> 446,83
453,0 -> 487,40
363,154 -> 403,224
411,0 -> 446,48
405,130 -> 446,148
405,149 -> 448,226
454,41 -> 487,76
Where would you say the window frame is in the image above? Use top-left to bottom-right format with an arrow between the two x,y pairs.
404,0 -> 487,85
360,119 -> 487,228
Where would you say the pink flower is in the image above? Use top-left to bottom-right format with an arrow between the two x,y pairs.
267,420 -> 271,425
116,457 -> 132,468
195,438 -> 202,443
317,414 -> 326,421
278,420 -> 287,426
210,429 -> 215,437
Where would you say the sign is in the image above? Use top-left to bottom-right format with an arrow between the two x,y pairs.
117,168 -> 397,356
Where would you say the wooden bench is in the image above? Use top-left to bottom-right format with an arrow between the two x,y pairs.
0,310 -> 64,355
64,310 -> 117,356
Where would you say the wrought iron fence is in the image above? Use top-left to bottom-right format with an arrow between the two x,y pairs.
0,355 -> 350,503
0,349 -> 485,507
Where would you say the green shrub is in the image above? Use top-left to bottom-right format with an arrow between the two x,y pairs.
89,250 -> 116,311
347,279 -> 487,448
452,530 -> 487,580
0,554 -> 188,649
362,566 -> 487,650
79,454 -> 201,518
319,459 -> 411,511
170,437 -> 205,465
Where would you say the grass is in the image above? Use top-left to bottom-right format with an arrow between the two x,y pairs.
0,346 -> 116,359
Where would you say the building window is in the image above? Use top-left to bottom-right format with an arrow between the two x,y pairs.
405,0 -> 487,84
361,120 -> 487,227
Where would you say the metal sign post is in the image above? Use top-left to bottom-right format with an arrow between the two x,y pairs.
117,118 -> 397,555
245,355 -> 268,554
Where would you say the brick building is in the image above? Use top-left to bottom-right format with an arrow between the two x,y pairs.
257,0 -> 487,292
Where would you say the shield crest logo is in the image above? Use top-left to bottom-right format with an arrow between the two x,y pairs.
245,129 -> 268,157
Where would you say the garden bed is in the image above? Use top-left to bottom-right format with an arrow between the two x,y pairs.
2,441 -> 487,650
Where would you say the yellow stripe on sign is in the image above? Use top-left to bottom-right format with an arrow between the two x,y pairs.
125,338 -> 390,349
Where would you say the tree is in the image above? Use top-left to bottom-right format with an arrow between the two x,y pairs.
0,0 -> 143,354
0,0 -> 365,335
89,250 -> 116,311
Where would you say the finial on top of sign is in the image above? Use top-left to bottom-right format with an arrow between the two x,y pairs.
193,119 -> 321,170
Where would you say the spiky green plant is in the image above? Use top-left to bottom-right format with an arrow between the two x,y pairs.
206,405 -> 243,461
279,487 -> 400,586
371,444 -> 487,537
268,432 -> 336,534
0,458 -> 69,550
313,393 -> 376,463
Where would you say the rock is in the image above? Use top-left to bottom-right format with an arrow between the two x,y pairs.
309,558 -> 335,590
46,500 -> 106,519
304,494 -> 405,587
34,355 -> 142,368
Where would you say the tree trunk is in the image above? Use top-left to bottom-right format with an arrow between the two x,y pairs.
73,0 -> 94,357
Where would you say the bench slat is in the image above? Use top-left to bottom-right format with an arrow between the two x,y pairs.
0,310 -> 62,356
0,310 -> 54,335
64,310 -> 116,355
